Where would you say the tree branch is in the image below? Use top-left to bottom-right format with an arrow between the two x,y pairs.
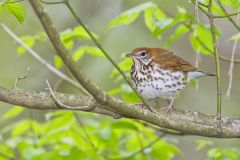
214,11 -> 240,19
0,86 -> 240,138
208,0 -> 222,119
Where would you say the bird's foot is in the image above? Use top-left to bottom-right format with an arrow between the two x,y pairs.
160,104 -> 173,116
166,104 -> 173,115
135,103 -> 147,109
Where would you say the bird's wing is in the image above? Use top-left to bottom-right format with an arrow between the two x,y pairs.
150,48 -> 198,72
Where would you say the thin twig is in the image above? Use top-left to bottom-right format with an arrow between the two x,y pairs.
194,0 -> 200,23
216,0 -> 240,31
63,0 -> 155,112
40,0 -> 64,5
137,133 -> 148,160
46,79 -> 95,110
225,5 -> 240,100
195,51 -> 201,90
191,0 -> 209,17
28,110 -> 39,148
74,113 -> 97,150
14,66 -> 30,88
139,121 -> 186,136
1,23 -> 90,95
109,134 -> 164,160
208,0 -> 222,120
219,55 -> 240,63
214,11 -> 240,18
192,0 -> 208,8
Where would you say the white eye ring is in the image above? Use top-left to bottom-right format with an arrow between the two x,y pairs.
140,51 -> 146,56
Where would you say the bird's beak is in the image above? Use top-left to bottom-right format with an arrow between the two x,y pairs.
125,52 -> 133,57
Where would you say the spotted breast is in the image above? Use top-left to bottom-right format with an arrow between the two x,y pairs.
131,59 -> 187,99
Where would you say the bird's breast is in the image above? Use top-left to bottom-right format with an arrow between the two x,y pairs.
131,64 -> 187,99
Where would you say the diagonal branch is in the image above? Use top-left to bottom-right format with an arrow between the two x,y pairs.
214,11 -> 240,19
0,23 -> 89,94
0,86 -> 240,138
63,0 -> 154,112
28,0 -> 108,104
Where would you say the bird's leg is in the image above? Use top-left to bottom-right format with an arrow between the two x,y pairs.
166,97 -> 175,115
135,102 -> 146,109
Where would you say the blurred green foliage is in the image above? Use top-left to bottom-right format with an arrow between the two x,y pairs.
0,0 -> 240,159
0,107 -> 182,160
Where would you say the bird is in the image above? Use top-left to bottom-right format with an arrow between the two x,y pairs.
126,47 -> 215,114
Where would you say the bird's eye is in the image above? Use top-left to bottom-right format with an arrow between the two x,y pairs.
140,51 -> 146,57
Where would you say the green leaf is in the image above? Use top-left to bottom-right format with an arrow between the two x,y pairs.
152,140 -> 183,160
4,2 -> 25,23
16,36 -> 35,55
111,58 -> 132,77
34,32 -> 47,42
109,84 -> 139,102
229,33 -> 240,41
85,46 -> 104,57
189,79 -> 197,87
144,6 -> 166,32
230,0 -> 239,9
165,25 -> 189,47
190,24 -> 221,55
73,26 -> 98,39
72,46 -> 104,61
212,1 -> 225,15
60,26 -> 98,50
222,0 -> 240,9
11,120 -> 30,137
207,148 -> 240,160
54,55 -> 64,69
177,6 -> 186,14
95,127 -> 111,141
153,18 -> 174,37
189,34 -> 203,54
2,106 -> 24,120
0,6 -> 2,15
152,9 -> 193,38
108,88 -> 123,96
61,26 -> 97,42
108,2 -> 156,29
195,140 -> 213,151
72,47 -> 86,61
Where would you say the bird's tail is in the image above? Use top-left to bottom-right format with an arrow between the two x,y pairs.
205,73 -> 216,77
187,71 -> 215,81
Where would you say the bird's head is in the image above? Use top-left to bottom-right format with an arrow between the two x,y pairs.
125,47 -> 152,65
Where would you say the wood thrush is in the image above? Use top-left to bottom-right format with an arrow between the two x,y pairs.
126,47 -> 215,114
